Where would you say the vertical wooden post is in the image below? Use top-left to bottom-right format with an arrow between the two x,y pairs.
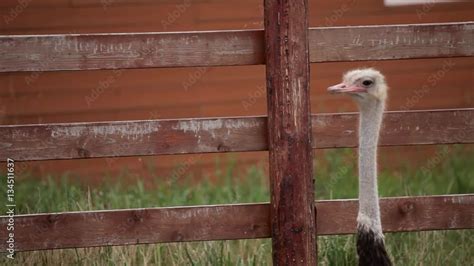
264,0 -> 316,265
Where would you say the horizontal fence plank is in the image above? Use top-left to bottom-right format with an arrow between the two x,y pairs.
0,30 -> 265,72
0,117 -> 267,161
310,22 -> 474,62
1,109 -> 473,161
1,22 -> 472,72
2,108 -> 474,161
0,194 -> 472,252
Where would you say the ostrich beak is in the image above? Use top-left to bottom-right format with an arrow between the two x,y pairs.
327,83 -> 367,94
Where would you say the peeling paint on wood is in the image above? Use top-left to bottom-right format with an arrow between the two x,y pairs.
172,118 -> 261,138
49,123 -> 160,140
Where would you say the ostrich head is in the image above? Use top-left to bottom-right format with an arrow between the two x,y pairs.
327,68 -> 388,104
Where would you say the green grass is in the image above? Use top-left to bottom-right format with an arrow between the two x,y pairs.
1,147 -> 473,265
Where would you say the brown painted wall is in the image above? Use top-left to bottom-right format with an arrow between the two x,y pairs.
1,0 -> 473,183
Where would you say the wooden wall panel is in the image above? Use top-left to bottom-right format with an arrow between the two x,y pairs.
0,0 -> 472,181
1,1 -> 474,34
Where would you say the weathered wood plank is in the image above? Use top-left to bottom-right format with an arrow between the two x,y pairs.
0,30 -> 265,72
0,117 -> 267,161
317,194 -> 474,235
310,22 -> 474,62
0,195 -> 472,252
0,22 -> 472,72
1,109 -> 473,161
313,108 -> 474,148
264,0 -> 316,264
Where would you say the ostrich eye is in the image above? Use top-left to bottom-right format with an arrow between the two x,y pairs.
362,80 -> 373,87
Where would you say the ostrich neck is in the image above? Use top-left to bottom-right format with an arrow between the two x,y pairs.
358,99 -> 385,233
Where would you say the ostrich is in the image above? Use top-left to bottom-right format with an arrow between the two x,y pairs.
327,68 -> 392,266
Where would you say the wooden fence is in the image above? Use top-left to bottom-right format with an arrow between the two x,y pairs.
0,0 -> 473,264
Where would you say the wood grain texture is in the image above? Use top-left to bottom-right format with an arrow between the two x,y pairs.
264,0 -> 316,264
1,109 -> 473,161
0,195 -> 472,252
0,30 -> 265,72
310,22 -> 474,62
0,116 -> 267,161
313,108 -> 474,148
1,22 -> 472,72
